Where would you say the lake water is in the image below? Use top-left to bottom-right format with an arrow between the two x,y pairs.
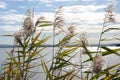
0,47 -> 120,80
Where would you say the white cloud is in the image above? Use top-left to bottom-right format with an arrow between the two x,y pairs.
19,6 -> 26,9
9,10 -> 18,13
34,12 -> 104,33
45,4 -> 53,7
63,5 -> 106,12
35,12 -> 54,21
54,0 -> 77,2
76,24 -> 102,33
42,0 -> 52,3
62,12 -> 105,25
77,22 -> 120,33
115,13 -> 120,22
0,4 -> 120,33
0,25 -> 21,31
0,13 -> 23,24
0,2 -> 7,9
2,21 -> 16,25
28,0 -> 77,3
81,0 -> 93,1
28,0 -> 52,3
35,11 -> 120,33
8,0 -> 24,1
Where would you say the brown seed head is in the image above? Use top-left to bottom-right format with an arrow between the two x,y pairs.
92,55 -> 103,74
13,30 -> 23,44
23,9 -> 35,37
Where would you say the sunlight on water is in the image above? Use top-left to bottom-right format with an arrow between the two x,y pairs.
0,47 -> 120,80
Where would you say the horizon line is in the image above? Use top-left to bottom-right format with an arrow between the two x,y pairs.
0,43 -> 120,48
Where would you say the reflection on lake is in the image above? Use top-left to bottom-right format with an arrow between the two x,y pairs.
0,46 -> 120,80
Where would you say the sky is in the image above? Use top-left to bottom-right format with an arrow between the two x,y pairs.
0,0 -> 120,45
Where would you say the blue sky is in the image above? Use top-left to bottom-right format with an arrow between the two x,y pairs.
0,0 -> 120,45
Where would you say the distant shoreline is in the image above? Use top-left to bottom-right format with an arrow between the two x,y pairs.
0,43 -> 120,48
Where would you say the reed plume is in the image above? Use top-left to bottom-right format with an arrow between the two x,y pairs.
13,9 -> 35,43
80,32 -> 89,47
67,25 -> 75,36
23,9 -> 35,37
97,1 -> 116,54
13,30 -> 23,44
105,1 -> 116,23
92,55 -> 103,74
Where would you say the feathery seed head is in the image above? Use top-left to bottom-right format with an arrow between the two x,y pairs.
13,30 -> 23,44
80,32 -> 89,47
55,6 -> 64,16
67,25 -> 75,36
92,55 -> 103,74
105,1 -> 116,23
54,16 -> 65,29
54,6 -> 66,33
23,9 -> 35,37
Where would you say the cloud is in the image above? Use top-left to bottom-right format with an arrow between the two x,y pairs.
51,5 -> 108,26
0,2 -> 7,9
35,11 -> 120,33
0,13 -> 23,25
76,24 -> 102,33
63,5 -> 106,13
28,0 -> 52,3
45,4 -> 53,7
62,12 -> 105,25
2,21 -> 16,25
28,0 -> 77,3
9,10 -> 18,13
0,12 -> 117,33
81,0 -> 93,1
6,0 -> 24,1
0,4 -> 119,33
0,25 -> 21,31
19,6 -> 26,9
54,0 -> 77,2
34,12 -> 54,21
